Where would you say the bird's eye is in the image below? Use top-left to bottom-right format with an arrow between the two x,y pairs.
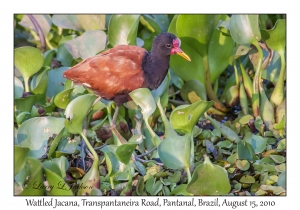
166,44 -> 172,48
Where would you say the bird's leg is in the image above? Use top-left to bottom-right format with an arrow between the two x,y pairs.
110,105 -> 127,144
112,105 -> 120,126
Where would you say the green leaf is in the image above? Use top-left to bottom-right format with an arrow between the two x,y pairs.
158,133 -> 191,170
270,155 -> 286,163
48,127 -> 68,158
240,175 -> 255,184
170,100 -> 214,134
142,15 -> 169,33
116,135 -> 144,165
206,114 -> 241,142
43,49 -> 56,67
136,176 -> 145,195
176,14 -> 220,56
243,132 -> 267,154
168,171 -> 181,183
170,184 -> 193,196
108,15 -> 140,46
16,111 -> 31,125
52,15 -> 106,31
14,46 -> 44,82
145,176 -> 163,195
229,45 -> 250,65
187,155 -> 230,195
277,171 -> 286,189
19,14 -> 52,36
20,157 -> 43,196
43,167 -> 73,195
14,77 -> 24,99
129,88 -> 161,147
180,80 -> 206,103
225,85 -> 239,107
239,115 -> 254,125
236,160 -> 250,171
17,117 -> 65,158
237,141 -> 256,161
77,160 -> 100,195
56,35 -> 76,66
229,15 -> 261,44
64,94 -> 97,134
261,51 -> 282,83
46,67 -> 69,98
170,40 -> 204,84
64,30 -> 106,60
101,145 -> 126,177
14,146 -> 30,176
14,95 -> 36,113
261,19 -> 286,53
31,67 -> 49,104
54,88 -> 74,109
55,135 -> 80,156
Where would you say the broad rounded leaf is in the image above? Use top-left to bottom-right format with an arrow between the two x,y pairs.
17,117 -> 65,158
54,88 -> 74,109
170,184 -> 193,196
14,95 -> 36,113
14,146 -> 30,176
64,94 -> 97,134
176,14 -> 220,56
236,160 -> 250,171
64,30 -> 106,60
77,159 -> 100,195
116,135 -> 144,165
19,14 -> 52,36
261,19 -> 286,53
31,67 -> 49,104
101,145 -> 126,177
270,155 -> 286,164
170,100 -> 214,134
20,157 -> 43,196
158,134 -> 191,170
180,79 -> 206,103
14,77 -> 24,99
244,132 -> 267,154
14,46 -> 44,80
186,155 -> 230,195
229,15 -> 261,44
46,67 -> 68,98
240,175 -> 255,184
43,167 -> 73,195
237,141 -> 256,161
56,35 -> 76,66
108,15 -> 140,46
52,15 -> 105,31
206,114 -> 241,142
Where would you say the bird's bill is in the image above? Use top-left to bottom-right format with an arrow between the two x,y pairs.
176,51 -> 191,62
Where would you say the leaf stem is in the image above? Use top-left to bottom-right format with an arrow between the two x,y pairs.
233,61 -> 239,86
28,14 -> 46,53
270,50 -> 285,106
185,167 -> 192,183
80,132 -> 99,162
24,77 -> 30,92
251,40 -> 263,117
202,54 -> 228,112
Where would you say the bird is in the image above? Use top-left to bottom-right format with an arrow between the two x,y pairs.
63,32 -> 191,130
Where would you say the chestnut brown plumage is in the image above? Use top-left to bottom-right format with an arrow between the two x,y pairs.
63,32 -> 190,126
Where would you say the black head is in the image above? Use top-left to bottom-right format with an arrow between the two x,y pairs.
151,32 -> 191,61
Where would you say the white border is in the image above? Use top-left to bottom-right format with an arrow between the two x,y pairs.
3,0 -> 297,209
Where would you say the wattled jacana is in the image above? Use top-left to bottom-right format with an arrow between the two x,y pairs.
63,32 -> 191,129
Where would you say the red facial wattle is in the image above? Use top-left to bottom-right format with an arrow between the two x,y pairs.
171,38 -> 191,61
171,38 -> 182,55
